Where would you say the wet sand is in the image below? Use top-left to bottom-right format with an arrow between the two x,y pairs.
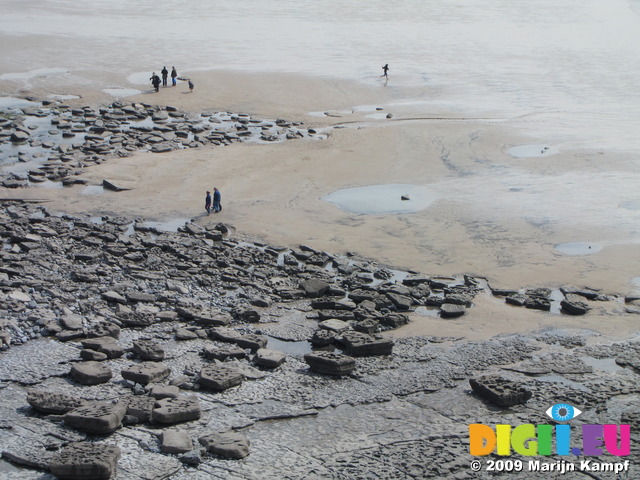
2,69 -> 640,341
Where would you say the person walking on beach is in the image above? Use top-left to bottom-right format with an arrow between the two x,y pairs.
161,66 -> 168,87
381,64 -> 389,84
188,80 -> 194,93
171,66 -> 177,86
212,187 -> 222,213
205,190 -> 212,215
150,72 -> 161,92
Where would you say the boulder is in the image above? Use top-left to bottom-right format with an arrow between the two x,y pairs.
199,431 -> 250,459
121,362 -> 171,385
198,364 -> 243,391
64,402 -> 127,434
49,442 -> 120,480
70,361 -> 113,385
304,351 -> 356,376
469,375 -> 532,407
152,396 -> 201,424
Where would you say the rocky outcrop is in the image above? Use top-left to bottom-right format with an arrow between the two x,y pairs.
0,102 -> 313,188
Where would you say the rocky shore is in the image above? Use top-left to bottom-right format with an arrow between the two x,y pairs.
0,99 -> 319,189
1,97 -> 640,479
0,199 -> 639,479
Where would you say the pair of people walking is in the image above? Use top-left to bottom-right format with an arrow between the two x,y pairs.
205,188 -> 222,215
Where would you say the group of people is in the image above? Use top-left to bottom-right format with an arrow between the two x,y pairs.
149,66 -> 178,92
205,188 -> 222,215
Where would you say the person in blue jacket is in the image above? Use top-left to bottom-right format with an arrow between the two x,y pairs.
212,187 -> 222,213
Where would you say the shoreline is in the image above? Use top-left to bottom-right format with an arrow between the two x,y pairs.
2,69 -> 640,307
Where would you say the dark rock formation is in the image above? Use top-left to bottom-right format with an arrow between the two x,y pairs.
469,375 -> 532,407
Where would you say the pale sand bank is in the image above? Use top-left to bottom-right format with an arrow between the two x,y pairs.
2,69 -> 639,340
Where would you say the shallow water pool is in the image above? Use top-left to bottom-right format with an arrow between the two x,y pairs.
324,183 -> 437,215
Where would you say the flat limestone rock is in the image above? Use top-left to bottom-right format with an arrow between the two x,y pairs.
469,375 -> 532,407
121,362 -> 171,385
199,431 -> 250,459
304,351 -> 356,376
201,345 -> 246,361
149,384 -> 180,400
70,361 -> 113,385
235,333 -> 268,352
80,349 -> 109,361
253,348 -> 286,368
319,318 -> 351,333
198,364 -> 243,391
161,429 -> 193,454
194,311 -> 232,326
27,390 -> 85,414
49,442 -> 120,480
132,339 -> 165,361
152,396 -> 201,424
341,331 -> 393,357
124,395 -> 156,423
81,336 -> 124,359
439,303 -> 466,318
64,402 -> 127,434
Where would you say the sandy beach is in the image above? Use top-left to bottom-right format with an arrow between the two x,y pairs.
1,66 -> 639,343
3,4 -> 640,478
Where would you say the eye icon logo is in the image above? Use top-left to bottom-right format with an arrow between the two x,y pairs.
546,403 -> 582,422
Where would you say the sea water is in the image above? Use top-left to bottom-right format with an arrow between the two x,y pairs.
1,0 -> 639,151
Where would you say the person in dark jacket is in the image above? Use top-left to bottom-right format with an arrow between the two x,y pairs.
150,73 -> 161,92
161,66 -> 168,86
171,66 -> 178,86
212,187 -> 222,213
205,190 -> 212,214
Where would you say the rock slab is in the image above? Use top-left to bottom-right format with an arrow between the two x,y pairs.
199,431 -> 250,459
49,442 -> 120,480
